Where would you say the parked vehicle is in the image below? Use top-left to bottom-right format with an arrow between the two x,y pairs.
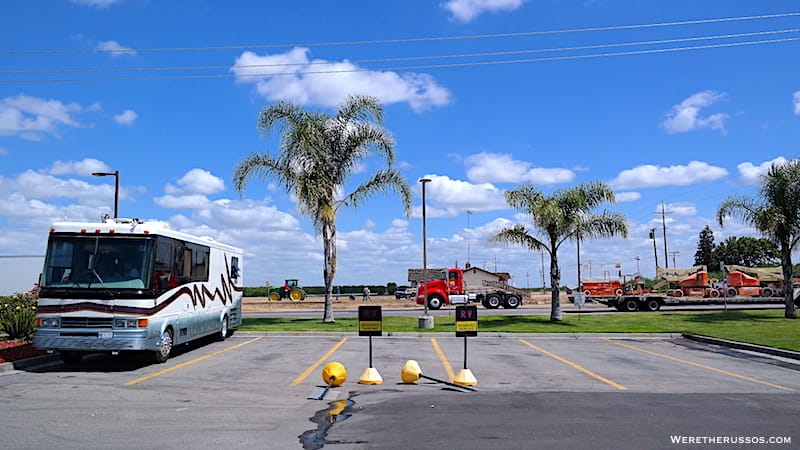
415,268 -> 523,310
33,217 -> 243,363
395,285 -> 413,299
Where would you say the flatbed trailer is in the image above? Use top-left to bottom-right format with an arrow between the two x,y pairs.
594,293 -> 799,312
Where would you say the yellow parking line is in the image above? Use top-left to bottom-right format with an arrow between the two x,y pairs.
430,338 -> 456,382
290,337 -> 348,386
604,339 -> 794,392
519,339 -> 627,391
126,337 -> 263,386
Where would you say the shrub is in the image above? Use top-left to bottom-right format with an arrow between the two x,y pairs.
0,292 -> 38,341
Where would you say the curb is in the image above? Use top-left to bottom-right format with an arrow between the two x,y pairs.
683,333 -> 800,361
0,354 -> 60,373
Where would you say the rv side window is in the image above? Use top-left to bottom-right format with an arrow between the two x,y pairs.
230,256 -> 240,280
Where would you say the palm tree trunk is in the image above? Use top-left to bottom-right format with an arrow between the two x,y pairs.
549,249 -> 562,321
322,222 -> 337,323
781,246 -> 797,319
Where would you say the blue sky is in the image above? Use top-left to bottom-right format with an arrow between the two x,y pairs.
1,0 -> 798,290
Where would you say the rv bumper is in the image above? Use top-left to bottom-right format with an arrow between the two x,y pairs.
33,329 -> 157,352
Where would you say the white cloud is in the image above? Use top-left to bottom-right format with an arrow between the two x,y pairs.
443,0 -> 526,23
794,92 -> 800,115
465,152 -> 574,184
415,174 -> 507,216
661,90 -> 729,134
231,48 -> 451,113
0,94 -> 87,140
614,191 -> 641,202
737,156 -> 788,185
164,169 -> 225,195
113,109 -> 137,125
0,147 -> 8,156
153,194 -> 211,209
71,0 -> 122,8
95,40 -> 136,57
663,202 -> 697,217
47,158 -> 110,176
610,161 -> 728,189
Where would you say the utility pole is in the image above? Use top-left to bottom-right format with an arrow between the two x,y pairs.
465,210 -> 472,267
635,256 -> 640,275
657,201 -> 671,268
669,251 -> 680,268
649,228 -> 659,275
540,250 -> 545,292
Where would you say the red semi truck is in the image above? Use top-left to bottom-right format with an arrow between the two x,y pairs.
415,268 -> 523,310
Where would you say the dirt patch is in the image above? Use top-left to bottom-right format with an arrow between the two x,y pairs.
243,293 -> 557,312
243,295 -> 420,312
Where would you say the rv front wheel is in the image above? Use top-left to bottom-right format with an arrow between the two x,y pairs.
218,316 -> 229,341
153,329 -> 173,364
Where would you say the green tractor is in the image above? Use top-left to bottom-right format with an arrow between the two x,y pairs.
269,279 -> 306,302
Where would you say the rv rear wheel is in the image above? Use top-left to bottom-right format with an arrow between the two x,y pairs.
761,287 -> 774,298
503,295 -> 521,309
153,328 -> 173,364
486,294 -> 502,309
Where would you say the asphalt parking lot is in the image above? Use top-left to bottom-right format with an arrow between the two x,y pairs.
1,333 -> 798,449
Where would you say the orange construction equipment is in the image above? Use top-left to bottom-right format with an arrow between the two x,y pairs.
668,271 -> 720,298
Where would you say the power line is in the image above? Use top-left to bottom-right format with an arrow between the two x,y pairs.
1,36 -> 798,84
1,11 -> 798,55
3,28 -> 797,76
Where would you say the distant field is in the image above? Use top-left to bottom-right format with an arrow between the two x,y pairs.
240,309 -> 800,352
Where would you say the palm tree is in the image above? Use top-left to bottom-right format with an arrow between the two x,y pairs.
234,95 -> 412,322
491,182 -> 628,321
717,159 -> 800,319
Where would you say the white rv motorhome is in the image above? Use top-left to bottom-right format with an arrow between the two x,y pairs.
33,217 -> 243,364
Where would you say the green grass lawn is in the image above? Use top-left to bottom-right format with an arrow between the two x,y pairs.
240,310 -> 800,351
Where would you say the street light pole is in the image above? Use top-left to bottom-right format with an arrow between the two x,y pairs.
419,178 -> 433,329
92,170 -> 120,218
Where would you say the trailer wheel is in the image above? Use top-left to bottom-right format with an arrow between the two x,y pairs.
644,299 -> 660,312
427,295 -> 443,310
486,294 -> 502,309
621,298 -> 639,312
503,294 -> 521,309
726,287 -> 738,298
153,328 -> 173,364
709,289 -> 720,298
761,287 -> 774,298
60,350 -> 84,364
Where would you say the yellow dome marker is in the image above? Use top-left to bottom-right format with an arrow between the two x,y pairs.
310,362 -> 347,400
358,366 -> 383,385
400,360 -> 476,392
453,368 -> 477,387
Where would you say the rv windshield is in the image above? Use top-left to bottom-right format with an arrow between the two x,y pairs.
41,235 -> 154,290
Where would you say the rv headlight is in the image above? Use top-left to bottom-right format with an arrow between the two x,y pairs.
114,319 -> 126,328
39,317 -> 60,328
126,319 -> 139,328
